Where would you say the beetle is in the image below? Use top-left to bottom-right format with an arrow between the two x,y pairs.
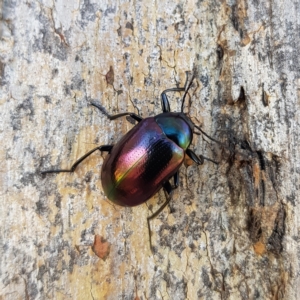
42,73 -> 218,250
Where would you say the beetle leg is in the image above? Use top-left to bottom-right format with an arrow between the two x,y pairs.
91,102 -> 143,122
186,148 -> 219,165
201,155 -> 219,164
186,149 -> 204,165
173,171 -> 179,188
161,87 -> 185,113
147,181 -> 174,252
161,71 -> 194,113
41,145 -> 113,174
106,112 -> 142,122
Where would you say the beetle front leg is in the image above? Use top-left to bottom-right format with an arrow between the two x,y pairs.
41,145 -> 113,174
91,102 -> 143,122
161,87 -> 186,113
160,71 -> 191,113
186,148 -> 219,165
147,181 -> 174,253
106,112 -> 143,123
186,149 -> 204,165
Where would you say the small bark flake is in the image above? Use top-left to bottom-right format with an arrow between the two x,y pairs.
92,235 -> 111,260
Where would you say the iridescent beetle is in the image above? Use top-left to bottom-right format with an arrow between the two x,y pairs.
42,73 -> 218,250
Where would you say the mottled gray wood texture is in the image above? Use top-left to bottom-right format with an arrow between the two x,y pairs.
1,0 -> 299,299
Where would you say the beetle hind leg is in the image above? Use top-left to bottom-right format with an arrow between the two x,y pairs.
147,181 -> 174,253
41,145 -> 113,174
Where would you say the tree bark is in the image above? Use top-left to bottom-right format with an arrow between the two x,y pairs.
0,0 -> 299,299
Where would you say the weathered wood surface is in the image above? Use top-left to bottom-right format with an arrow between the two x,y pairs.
0,0 -> 299,299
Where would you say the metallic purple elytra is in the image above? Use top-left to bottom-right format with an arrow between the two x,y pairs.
101,115 -> 191,206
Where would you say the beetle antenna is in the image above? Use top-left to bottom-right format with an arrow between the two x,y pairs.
194,124 -> 221,144
181,75 -> 196,113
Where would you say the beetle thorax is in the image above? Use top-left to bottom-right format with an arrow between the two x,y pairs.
155,112 -> 193,150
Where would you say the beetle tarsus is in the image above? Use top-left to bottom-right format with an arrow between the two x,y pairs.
91,102 -> 143,122
108,112 -> 143,123
90,101 -> 109,116
41,145 -> 113,174
186,149 -> 219,166
201,155 -> 219,165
